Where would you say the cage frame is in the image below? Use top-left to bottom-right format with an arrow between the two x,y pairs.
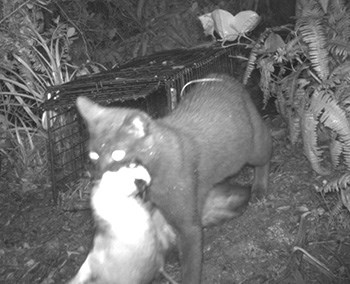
41,46 -> 238,202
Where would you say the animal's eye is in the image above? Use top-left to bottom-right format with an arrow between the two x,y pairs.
89,151 -> 99,160
111,150 -> 126,161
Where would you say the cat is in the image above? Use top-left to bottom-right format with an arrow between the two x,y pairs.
76,73 -> 272,283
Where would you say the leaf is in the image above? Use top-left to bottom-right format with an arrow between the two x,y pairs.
264,32 -> 285,53
211,9 -> 260,41
53,16 -> 60,25
108,28 -> 117,39
230,10 -> 260,34
198,13 -> 214,37
212,9 -> 239,41
67,27 -> 76,38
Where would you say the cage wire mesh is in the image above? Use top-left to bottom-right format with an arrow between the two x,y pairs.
41,46 -> 237,202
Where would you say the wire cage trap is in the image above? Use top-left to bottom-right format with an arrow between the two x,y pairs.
41,46 -> 238,202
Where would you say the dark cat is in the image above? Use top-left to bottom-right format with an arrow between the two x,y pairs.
76,73 -> 272,283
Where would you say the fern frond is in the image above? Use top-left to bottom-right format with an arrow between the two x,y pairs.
243,29 -> 272,85
326,1 -> 350,61
258,58 -> 274,105
321,171 -> 350,213
296,0 -> 324,17
243,48 -> 258,85
287,109 -> 301,145
312,89 -> 350,170
243,49 -> 258,85
320,96 -> 350,168
328,0 -> 350,30
330,61 -> 350,81
301,107 -> 330,175
329,137 -> 342,167
286,79 -> 308,144
292,74 -> 309,116
298,18 -> 329,80
320,173 -> 350,193
275,88 -> 287,118
341,186 -> 350,212
330,200 -> 344,218
284,36 -> 305,59
328,38 -> 350,61
328,0 -> 347,13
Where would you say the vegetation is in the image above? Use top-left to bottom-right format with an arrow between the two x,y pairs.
0,0 -> 82,182
243,0 -> 350,210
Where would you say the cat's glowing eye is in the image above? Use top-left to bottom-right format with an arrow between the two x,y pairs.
112,150 -> 126,161
89,152 -> 99,160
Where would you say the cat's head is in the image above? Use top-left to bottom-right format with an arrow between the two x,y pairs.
76,96 -> 156,175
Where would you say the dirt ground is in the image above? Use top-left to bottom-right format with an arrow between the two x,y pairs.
1,116 -> 350,284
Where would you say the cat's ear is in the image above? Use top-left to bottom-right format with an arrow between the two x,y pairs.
76,96 -> 151,139
76,96 -> 105,125
123,112 -> 151,139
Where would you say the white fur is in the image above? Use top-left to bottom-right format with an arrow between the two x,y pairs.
132,116 -> 146,137
69,165 -> 158,284
91,166 -> 152,245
